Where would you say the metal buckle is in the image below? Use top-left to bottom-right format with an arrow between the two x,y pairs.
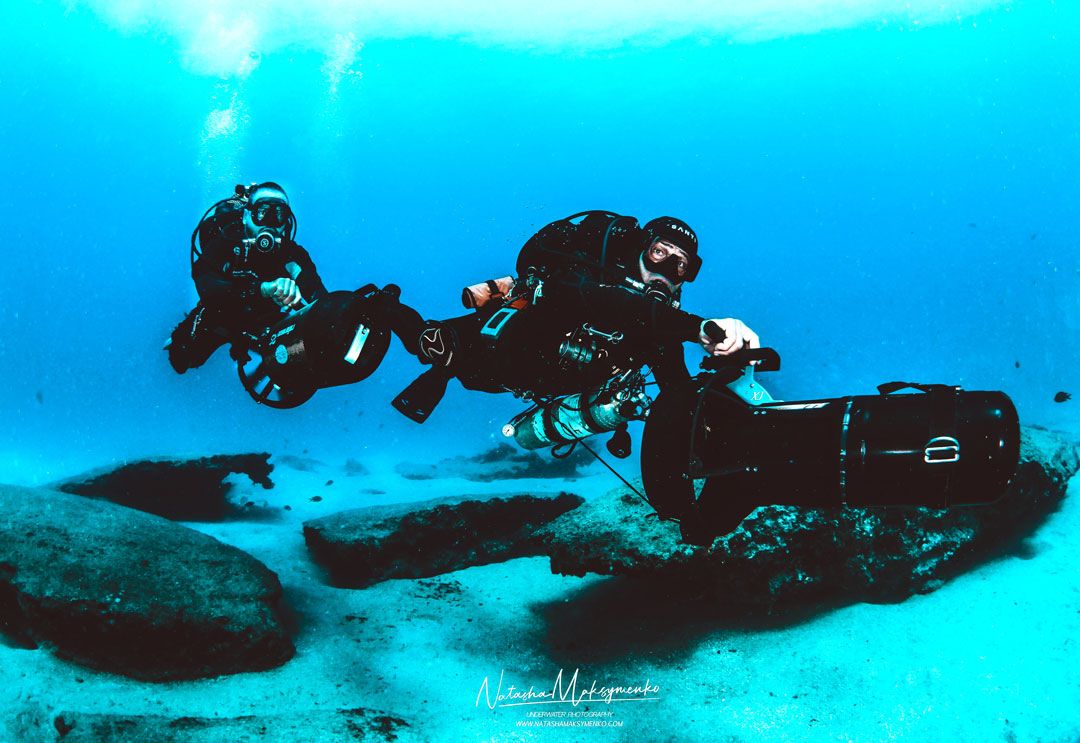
924,436 -> 960,464
582,324 -> 624,344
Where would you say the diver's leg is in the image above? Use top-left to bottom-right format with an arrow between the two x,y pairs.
165,304 -> 230,373
391,317 -> 460,422
391,312 -> 495,422
416,313 -> 501,376
338,283 -> 428,356
372,285 -> 425,356
416,320 -> 459,368
347,283 -> 507,377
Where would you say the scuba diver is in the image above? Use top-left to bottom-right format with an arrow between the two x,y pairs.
390,211 -> 1019,545
391,210 -> 759,428
165,182 -> 329,373
166,181 -> 426,408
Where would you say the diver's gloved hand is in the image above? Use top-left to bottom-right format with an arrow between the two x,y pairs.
260,277 -> 304,308
700,318 -> 760,356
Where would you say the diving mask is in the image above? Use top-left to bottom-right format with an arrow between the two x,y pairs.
643,240 -> 695,283
251,200 -> 290,229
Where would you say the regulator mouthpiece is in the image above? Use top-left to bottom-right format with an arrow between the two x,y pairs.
644,280 -> 674,303
254,230 -> 280,253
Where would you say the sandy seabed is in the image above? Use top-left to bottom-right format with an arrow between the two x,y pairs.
2,456 -> 1078,742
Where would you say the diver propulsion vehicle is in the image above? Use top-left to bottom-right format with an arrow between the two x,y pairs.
236,285 -> 393,408
640,349 -> 1021,543
229,289 -> 1021,545
493,346 -> 1019,543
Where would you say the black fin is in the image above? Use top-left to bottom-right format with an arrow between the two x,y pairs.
392,368 -> 452,423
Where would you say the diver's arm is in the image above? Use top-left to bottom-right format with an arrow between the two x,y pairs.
289,244 -> 328,301
192,245 -> 260,308
699,318 -> 760,356
651,343 -> 692,389
546,270 -> 705,343
260,278 -> 304,308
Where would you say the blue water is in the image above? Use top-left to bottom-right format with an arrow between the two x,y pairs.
1,1 -> 1077,483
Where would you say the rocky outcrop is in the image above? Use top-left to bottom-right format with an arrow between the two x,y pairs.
539,427 -> 1080,608
47,708 -> 421,742
0,485 -> 293,681
395,444 -> 595,481
304,492 -> 584,588
54,453 -> 274,521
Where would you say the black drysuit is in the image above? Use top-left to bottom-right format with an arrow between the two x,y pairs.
425,266 -> 706,398
167,204 -> 328,373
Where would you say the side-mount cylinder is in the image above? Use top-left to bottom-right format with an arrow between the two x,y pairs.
504,376 -> 650,450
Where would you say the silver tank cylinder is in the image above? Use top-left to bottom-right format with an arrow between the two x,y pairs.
503,390 -> 641,450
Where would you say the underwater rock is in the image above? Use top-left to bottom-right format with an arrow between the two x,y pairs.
539,427 -> 1080,608
0,485 -> 293,681
46,708 -> 420,742
395,443 -> 594,481
54,453 -> 274,521
274,453 -> 324,472
304,492 -> 584,588
344,457 -> 370,476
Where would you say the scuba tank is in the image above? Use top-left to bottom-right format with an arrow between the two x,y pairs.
502,371 -> 650,450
